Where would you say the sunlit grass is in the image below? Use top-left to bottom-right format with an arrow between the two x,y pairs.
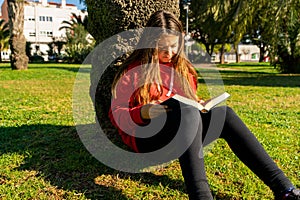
0,62 -> 299,199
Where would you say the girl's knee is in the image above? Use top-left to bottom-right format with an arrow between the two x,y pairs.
181,106 -> 201,123
224,106 -> 236,118
213,105 -> 236,118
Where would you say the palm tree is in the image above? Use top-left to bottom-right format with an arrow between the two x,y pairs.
7,0 -> 28,70
60,12 -> 88,32
0,19 -> 10,62
59,13 -> 93,63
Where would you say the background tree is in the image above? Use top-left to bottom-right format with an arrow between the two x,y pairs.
189,0 -> 257,63
267,0 -> 300,73
47,37 -> 66,62
54,39 -> 65,58
0,19 -> 10,62
7,0 -> 28,70
189,0 -> 227,57
85,0 -> 180,140
241,0 -> 300,72
59,13 -> 94,63
60,12 -> 88,31
241,19 -> 269,62
25,41 -> 32,59
228,0 -> 257,63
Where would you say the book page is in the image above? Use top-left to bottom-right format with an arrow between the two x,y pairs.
203,92 -> 230,111
171,92 -> 230,113
171,94 -> 205,111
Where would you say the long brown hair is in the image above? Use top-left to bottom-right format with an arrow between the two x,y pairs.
112,10 -> 198,105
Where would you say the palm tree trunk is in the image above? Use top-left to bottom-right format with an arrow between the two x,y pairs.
7,0 -> 28,70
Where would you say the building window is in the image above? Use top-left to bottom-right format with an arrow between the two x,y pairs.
46,16 -> 53,22
39,31 -> 53,37
29,32 -> 36,36
39,16 -> 53,22
39,31 -> 45,36
251,53 -> 257,59
47,31 -> 53,37
39,16 -> 45,21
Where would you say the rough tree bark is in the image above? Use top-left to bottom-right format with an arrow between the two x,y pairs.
7,0 -> 28,70
85,0 -> 180,145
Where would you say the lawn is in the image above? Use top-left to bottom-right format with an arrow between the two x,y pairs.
0,62 -> 299,199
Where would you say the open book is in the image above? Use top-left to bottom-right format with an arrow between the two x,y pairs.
171,92 -> 230,113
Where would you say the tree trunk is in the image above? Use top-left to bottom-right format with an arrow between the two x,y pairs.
233,43 -> 240,63
235,51 -> 240,63
85,0 -> 180,143
259,45 -> 265,62
220,44 -> 225,64
7,0 -> 28,70
0,45 -> 2,62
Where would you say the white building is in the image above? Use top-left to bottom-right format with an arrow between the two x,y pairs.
238,44 -> 260,62
1,0 -> 87,60
211,44 -> 260,63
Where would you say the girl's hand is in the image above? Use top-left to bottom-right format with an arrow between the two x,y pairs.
198,99 -> 205,105
140,103 -> 170,120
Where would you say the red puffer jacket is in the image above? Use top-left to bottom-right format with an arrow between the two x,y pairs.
108,61 -> 197,152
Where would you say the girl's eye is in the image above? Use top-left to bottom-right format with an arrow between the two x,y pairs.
158,46 -> 168,51
158,45 -> 177,51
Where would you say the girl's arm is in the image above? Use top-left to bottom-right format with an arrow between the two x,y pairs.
109,72 -> 149,134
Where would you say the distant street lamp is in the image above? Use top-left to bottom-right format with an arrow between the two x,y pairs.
182,0 -> 191,57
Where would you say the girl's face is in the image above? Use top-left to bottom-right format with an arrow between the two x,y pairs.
157,34 -> 179,63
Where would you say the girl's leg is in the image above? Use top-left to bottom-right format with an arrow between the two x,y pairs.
136,100 -> 294,199
178,106 -> 213,199
135,99 -> 213,199
177,105 -> 295,199
202,106 -> 294,198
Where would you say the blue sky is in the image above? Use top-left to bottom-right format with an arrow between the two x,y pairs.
0,0 -> 86,10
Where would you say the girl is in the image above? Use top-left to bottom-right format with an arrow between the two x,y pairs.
108,10 -> 299,200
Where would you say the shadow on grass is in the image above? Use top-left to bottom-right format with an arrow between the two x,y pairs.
0,124 -> 237,199
0,65 -> 90,74
29,66 -> 91,74
218,62 -> 271,67
0,124 -> 185,199
221,72 -> 300,87
197,69 -> 300,87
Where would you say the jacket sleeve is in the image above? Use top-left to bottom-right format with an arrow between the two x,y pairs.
108,71 -> 148,134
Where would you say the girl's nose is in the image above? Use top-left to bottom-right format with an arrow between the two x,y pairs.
166,47 -> 173,55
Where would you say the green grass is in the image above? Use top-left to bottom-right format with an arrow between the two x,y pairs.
0,62 -> 299,199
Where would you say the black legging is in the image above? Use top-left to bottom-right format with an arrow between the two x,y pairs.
135,98 -> 294,199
